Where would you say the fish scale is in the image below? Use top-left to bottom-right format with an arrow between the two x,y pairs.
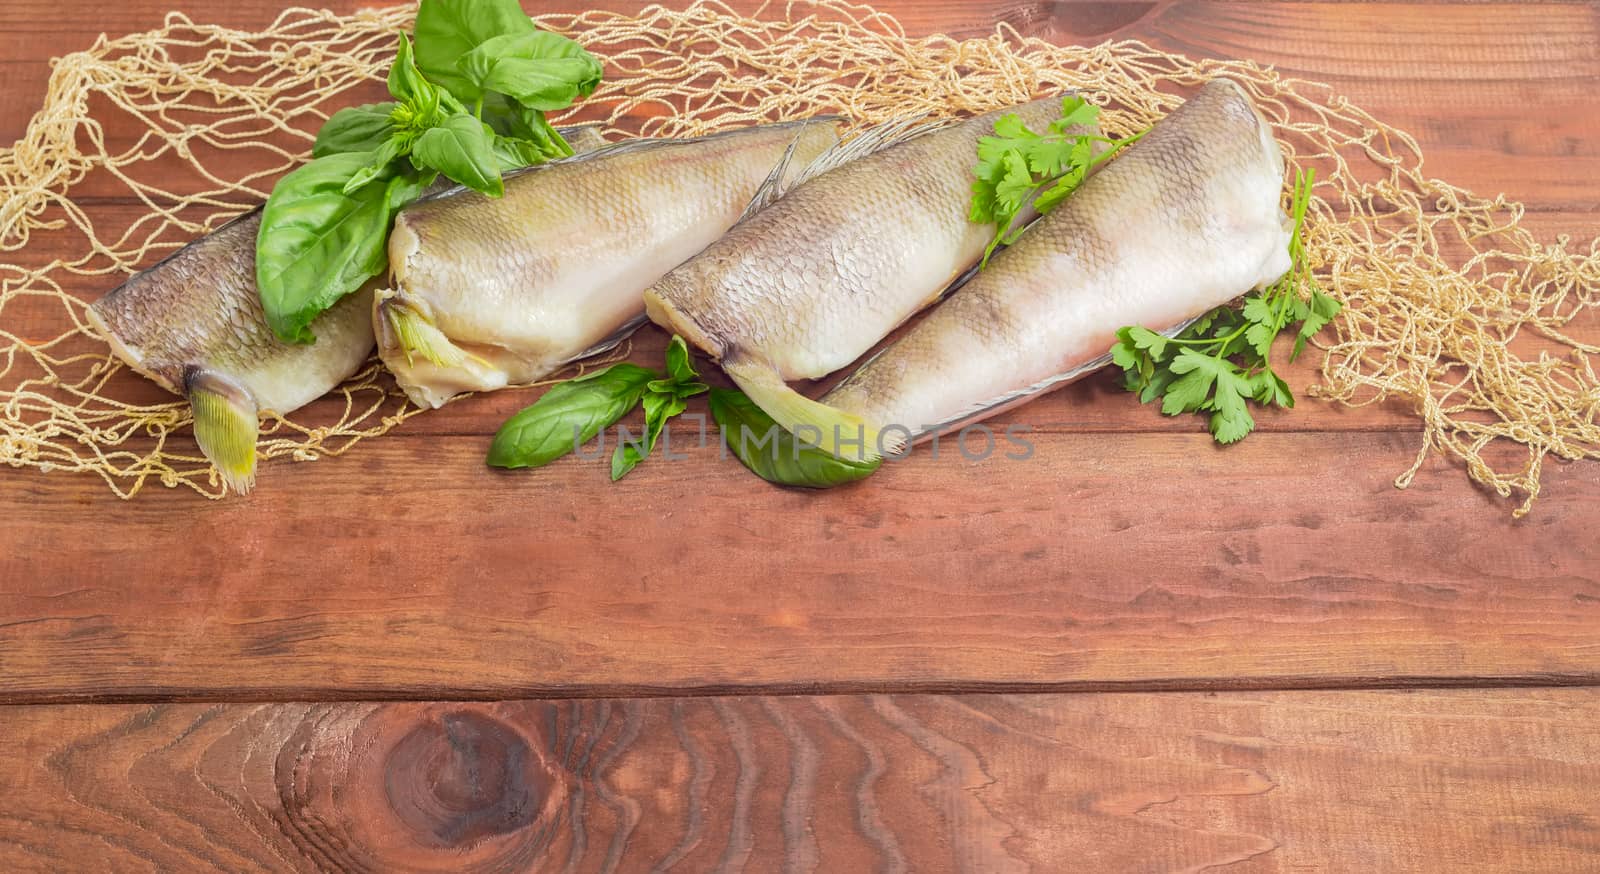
645,97 -> 1095,459
376,119 -> 840,410
821,79 -> 1294,440
86,125 -> 612,495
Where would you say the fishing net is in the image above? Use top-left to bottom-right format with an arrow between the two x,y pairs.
0,1 -> 1594,513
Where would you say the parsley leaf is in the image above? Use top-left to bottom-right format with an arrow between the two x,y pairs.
968,95 -> 1146,267
1107,167 -> 1341,443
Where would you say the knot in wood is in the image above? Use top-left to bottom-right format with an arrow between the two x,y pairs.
385,711 -> 543,847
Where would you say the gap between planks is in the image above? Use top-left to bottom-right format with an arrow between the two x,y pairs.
8,674 -> 1600,708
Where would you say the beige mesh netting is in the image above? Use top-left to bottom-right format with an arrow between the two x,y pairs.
0,0 -> 1595,513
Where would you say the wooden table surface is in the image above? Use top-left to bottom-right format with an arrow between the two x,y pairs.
2,1 -> 1597,871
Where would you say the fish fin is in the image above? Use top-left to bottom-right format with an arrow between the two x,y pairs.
722,354 -> 901,462
184,368 -> 259,496
735,114 -> 946,222
561,312 -> 649,366
788,114 -> 954,189
911,316 -> 1203,440
553,123 -> 608,155
737,135 -> 803,221
379,293 -> 480,370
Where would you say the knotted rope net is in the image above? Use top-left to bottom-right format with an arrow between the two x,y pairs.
1,0 -> 1595,514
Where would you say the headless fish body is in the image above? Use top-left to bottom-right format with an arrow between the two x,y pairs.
821,79 -> 1293,440
87,212 -> 379,496
87,126 -> 609,494
376,119 -> 841,409
644,98 -> 1096,459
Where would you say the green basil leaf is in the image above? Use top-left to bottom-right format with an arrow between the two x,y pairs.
486,363 -> 657,470
489,133 -> 544,171
709,388 -> 881,488
413,0 -> 537,103
610,439 -> 645,482
479,93 -> 535,137
313,103 -> 400,157
662,335 -> 697,384
342,135 -> 408,195
673,381 -> 710,401
256,152 -> 429,344
528,110 -> 576,157
458,31 -> 603,112
610,390 -> 682,482
480,102 -> 573,161
412,114 -> 504,197
389,34 -> 441,122
614,401 -> 661,475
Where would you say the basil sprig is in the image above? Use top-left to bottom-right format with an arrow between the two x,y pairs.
486,364 -> 655,470
486,337 -> 708,479
415,0 -> 600,157
257,0 -> 603,343
488,336 -> 879,488
610,338 -> 710,481
709,388 -> 882,488
255,153 -> 433,344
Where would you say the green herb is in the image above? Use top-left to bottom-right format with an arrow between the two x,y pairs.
486,337 -> 708,479
485,363 -> 655,470
257,0 -> 603,343
969,95 -> 1144,267
457,31 -> 603,113
1109,168 -> 1342,443
412,114 -> 505,198
312,103 -> 400,157
609,337 -> 709,481
254,153 -> 432,343
487,338 -> 883,487
709,388 -> 882,488
414,0 -> 598,148
413,0 -> 539,103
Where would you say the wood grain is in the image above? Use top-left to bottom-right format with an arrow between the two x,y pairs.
4,430 -> 1596,702
2,689 -> 1598,872
1,2 -> 1597,701
8,2 -> 1597,223
4,2 -> 1598,869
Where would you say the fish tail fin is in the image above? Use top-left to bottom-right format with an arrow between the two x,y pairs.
722,354 -> 901,462
184,368 -> 258,495
377,292 -> 474,370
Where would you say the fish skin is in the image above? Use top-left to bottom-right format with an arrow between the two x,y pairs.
645,98 -> 1082,378
87,124 -> 614,413
377,119 -> 841,409
641,97 -> 1093,458
85,124 -> 609,492
87,212 -> 378,418
821,79 -> 1294,439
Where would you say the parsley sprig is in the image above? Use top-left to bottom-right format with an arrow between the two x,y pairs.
969,96 -> 1145,267
1110,168 -> 1342,443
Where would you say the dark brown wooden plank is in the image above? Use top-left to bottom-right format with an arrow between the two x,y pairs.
1,689 -> 1597,872
3,430 -> 1596,702
2,1 -> 1597,702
